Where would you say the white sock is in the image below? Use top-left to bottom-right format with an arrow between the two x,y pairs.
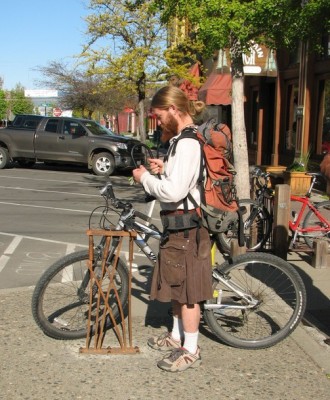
183,330 -> 199,354
171,316 -> 183,342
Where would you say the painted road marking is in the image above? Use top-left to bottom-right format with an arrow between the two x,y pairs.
0,232 -> 154,275
0,235 -> 23,272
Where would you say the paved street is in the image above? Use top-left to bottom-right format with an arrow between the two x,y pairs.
0,164 -> 329,399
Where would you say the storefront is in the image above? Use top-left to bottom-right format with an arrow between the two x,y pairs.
199,35 -> 330,169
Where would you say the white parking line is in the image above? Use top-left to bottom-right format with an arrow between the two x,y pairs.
4,235 -> 23,254
0,175 -> 90,184
0,231 -> 86,246
0,185 -> 99,197
0,201 -> 98,214
0,232 -> 151,272
0,236 -> 23,272
0,255 -> 10,273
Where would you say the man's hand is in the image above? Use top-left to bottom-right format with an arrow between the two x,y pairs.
148,158 -> 164,175
132,165 -> 148,183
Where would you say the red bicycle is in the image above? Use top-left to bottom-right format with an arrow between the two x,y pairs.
217,170 -> 330,252
289,172 -> 330,249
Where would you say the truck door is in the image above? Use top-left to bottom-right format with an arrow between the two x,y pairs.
34,118 -> 69,161
61,120 -> 88,162
34,118 -> 86,162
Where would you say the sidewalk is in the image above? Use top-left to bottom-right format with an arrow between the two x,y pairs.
1,251 -> 330,400
286,190 -> 330,339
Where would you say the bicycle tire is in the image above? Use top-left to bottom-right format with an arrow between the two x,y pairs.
203,252 -> 306,349
32,249 -> 129,340
302,200 -> 330,248
217,199 -> 272,253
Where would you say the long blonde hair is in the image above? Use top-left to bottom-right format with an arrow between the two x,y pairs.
151,86 -> 207,122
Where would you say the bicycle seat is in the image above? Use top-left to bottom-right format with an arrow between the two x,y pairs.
306,172 -> 324,178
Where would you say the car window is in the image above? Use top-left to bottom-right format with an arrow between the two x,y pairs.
63,121 -> 86,136
12,117 -> 23,127
45,119 -> 59,133
22,120 -> 39,129
82,120 -> 109,136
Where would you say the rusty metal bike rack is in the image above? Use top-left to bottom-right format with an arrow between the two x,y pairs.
79,229 -> 140,355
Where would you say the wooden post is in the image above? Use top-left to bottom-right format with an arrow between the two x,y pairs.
230,239 -> 246,257
312,239 -> 330,269
273,184 -> 291,260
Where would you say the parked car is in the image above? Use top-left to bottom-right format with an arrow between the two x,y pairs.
0,115 -> 145,176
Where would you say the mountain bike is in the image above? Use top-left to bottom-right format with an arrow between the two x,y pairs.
32,179 -> 307,350
217,168 -> 330,252
289,172 -> 330,249
216,168 -> 273,253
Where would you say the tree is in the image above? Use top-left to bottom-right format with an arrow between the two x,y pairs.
0,90 -> 8,121
36,61 -> 132,120
156,0 -> 330,199
10,84 -> 34,116
81,0 -> 168,142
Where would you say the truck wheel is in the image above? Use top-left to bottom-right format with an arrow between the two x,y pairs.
92,152 -> 115,176
0,147 -> 9,169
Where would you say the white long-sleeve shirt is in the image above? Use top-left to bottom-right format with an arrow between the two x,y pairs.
140,132 -> 201,211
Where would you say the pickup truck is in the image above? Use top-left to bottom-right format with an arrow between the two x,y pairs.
0,115 -> 144,176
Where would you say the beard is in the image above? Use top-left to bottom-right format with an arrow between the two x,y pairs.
160,113 -> 179,143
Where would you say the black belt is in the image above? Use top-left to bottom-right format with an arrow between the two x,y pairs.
160,208 -> 200,216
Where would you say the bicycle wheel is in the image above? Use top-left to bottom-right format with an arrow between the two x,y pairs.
217,199 -> 272,253
203,252 -> 306,349
302,200 -> 330,248
32,250 -> 129,340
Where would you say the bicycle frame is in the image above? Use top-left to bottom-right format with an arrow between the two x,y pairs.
250,168 -> 329,248
93,181 -> 263,313
289,195 -> 330,236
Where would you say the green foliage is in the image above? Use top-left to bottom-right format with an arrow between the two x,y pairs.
287,148 -> 311,172
0,90 -> 8,120
157,0 -> 330,59
10,85 -> 34,115
82,0 -> 168,141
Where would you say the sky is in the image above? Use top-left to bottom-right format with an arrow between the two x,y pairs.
0,0 -> 90,91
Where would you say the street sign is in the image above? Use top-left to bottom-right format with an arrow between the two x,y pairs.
53,108 -> 62,117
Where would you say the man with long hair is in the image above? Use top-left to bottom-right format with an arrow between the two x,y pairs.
133,86 -> 212,372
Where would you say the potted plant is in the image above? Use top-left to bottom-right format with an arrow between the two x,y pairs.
283,149 -> 312,195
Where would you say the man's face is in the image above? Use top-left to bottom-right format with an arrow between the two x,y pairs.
153,107 -> 178,143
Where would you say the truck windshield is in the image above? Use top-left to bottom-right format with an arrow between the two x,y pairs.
82,120 -> 117,136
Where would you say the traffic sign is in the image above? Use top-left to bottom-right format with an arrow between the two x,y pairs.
53,108 -> 62,117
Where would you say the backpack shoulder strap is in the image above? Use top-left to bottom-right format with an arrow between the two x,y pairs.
164,126 -> 199,161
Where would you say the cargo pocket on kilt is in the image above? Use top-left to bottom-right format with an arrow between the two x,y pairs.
160,236 -> 188,287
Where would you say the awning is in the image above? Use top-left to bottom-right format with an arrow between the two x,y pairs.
198,73 -> 232,105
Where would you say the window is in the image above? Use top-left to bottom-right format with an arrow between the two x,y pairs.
45,119 -> 59,133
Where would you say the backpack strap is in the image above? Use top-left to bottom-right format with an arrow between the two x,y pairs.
163,127 -> 203,238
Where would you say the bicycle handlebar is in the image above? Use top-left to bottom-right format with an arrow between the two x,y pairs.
99,181 -> 152,222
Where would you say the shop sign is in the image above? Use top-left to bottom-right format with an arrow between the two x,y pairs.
217,42 -> 277,77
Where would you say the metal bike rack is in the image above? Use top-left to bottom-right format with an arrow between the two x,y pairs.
79,229 -> 140,355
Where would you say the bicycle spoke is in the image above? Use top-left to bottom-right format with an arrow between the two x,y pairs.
204,253 -> 306,349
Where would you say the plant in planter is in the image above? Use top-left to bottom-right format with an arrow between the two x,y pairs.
286,149 -> 311,172
283,149 -> 312,195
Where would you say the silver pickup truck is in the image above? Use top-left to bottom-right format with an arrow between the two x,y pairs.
0,115 -> 144,176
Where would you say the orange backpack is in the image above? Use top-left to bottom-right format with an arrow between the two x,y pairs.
169,121 -> 240,233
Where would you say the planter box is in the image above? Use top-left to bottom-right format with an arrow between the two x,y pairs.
261,165 -> 286,187
283,171 -> 312,195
